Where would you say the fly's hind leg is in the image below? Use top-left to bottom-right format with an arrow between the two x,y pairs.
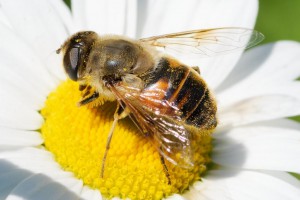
159,147 -> 171,185
101,103 -> 129,178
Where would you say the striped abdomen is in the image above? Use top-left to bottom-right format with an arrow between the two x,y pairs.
140,58 -> 217,130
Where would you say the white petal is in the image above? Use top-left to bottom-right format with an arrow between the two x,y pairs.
125,0 -> 138,38
213,125 -> 300,173
0,80 -> 44,111
0,148 -> 86,197
52,176 -> 83,196
0,127 -> 43,147
184,170 -> 300,200
218,41 -> 300,92
0,160 -> 82,200
80,186 -> 102,200
137,0 -> 258,89
0,63 -> 48,110
72,0 -> 137,37
0,0 -> 70,80
253,118 -> 300,130
48,0 -> 75,34
166,194 -> 187,200
217,41 -> 300,103
0,100 -> 43,130
218,95 -> 300,128
0,22 -> 56,93
0,148 -> 61,173
263,171 -> 300,189
218,82 -> 300,110
183,180 -> 231,200
0,10 -> 11,28
5,173 -> 81,200
0,160 -> 33,200
70,0 -> 86,31
138,0 -> 258,38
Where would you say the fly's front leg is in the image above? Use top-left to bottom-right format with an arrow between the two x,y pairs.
78,91 -> 99,106
77,83 -> 100,106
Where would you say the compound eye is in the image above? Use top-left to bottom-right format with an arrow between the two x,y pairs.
63,47 -> 81,81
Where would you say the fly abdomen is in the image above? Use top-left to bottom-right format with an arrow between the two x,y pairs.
185,88 -> 217,129
140,57 -> 217,130
167,66 -> 217,130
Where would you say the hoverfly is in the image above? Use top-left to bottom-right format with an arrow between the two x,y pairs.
57,27 -> 264,184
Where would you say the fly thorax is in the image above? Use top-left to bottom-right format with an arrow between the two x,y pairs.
88,39 -> 140,77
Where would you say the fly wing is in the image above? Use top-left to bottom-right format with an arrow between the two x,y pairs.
140,27 -> 264,58
107,82 -> 194,168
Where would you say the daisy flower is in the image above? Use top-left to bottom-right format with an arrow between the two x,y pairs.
1,0 -> 300,200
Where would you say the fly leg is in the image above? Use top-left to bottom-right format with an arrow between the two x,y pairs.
78,91 -> 99,106
101,103 -> 129,178
159,147 -> 171,185
77,84 -> 100,106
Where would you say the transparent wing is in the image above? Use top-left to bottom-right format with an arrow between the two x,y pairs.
140,27 -> 264,58
107,82 -> 194,169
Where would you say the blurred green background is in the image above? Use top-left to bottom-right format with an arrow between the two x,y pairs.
256,0 -> 300,44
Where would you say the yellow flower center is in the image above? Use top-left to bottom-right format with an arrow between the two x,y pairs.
41,79 -> 213,200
